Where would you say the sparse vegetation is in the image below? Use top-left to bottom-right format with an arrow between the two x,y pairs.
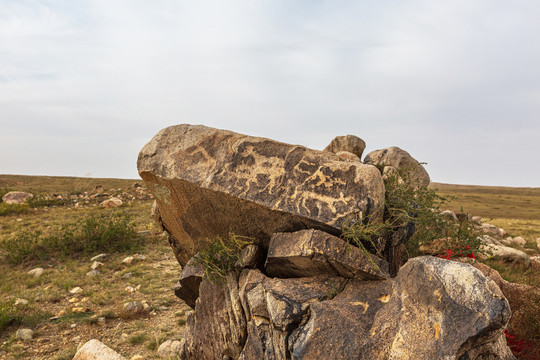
0,211 -> 141,264
342,165 -> 482,261
192,234 -> 253,283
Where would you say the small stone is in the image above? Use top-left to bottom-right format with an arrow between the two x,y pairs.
70,287 -> 83,294
98,317 -> 106,326
130,355 -> 145,360
498,228 -> 508,238
71,324 -> 77,328
91,261 -> 103,270
56,309 -> 67,317
126,286 -> 136,293
122,256 -> 134,264
28,268 -> 44,278
157,339 -> 182,357
122,272 -> 133,279
100,197 -> 123,208
16,328 -> 34,340
72,307 -> 90,313
68,297 -> 80,303
73,339 -> 126,360
14,298 -> 29,307
86,269 -> 100,277
122,301 -> 150,316
137,230 -> 150,236
513,236 -> 526,247
90,254 -> 107,262
72,336 -> 81,343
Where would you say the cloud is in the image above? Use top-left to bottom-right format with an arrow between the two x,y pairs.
0,0 -> 539,186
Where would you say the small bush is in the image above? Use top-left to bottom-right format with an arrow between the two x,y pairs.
0,301 -> 14,333
27,194 -> 70,208
0,212 -> 142,264
128,332 -> 148,345
342,165 -> 483,265
192,234 -> 253,283
0,202 -> 28,216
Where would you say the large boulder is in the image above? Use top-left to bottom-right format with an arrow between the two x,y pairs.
265,229 -> 389,280
177,256 -> 513,360
2,191 -> 33,205
364,146 -> 430,187
138,124 -> 385,265
323,134 -> 366,160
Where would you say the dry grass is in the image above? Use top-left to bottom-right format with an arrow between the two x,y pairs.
430,182 -> 540,221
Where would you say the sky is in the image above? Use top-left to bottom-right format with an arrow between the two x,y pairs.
1,1 -> 539,187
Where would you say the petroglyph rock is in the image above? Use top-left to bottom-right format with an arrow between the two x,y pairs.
138,124 -> 385,265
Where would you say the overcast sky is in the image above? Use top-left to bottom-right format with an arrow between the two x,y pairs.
1,1 -> 539,187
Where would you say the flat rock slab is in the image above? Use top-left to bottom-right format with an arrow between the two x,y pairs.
138,124 -> 384,265
265,229 -> 389,280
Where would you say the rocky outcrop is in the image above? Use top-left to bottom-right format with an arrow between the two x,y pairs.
323,134 -> 366,160
178,256 -> 514,360
364,146 -> 430,187
138,125 -> 515,360
2,191 -> 33,204
138,124 -> 385,265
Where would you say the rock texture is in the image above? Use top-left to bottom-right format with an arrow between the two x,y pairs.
479,236 -> 531,266
265,229 -> 389,280
323,134 -> 366,159
364,146 -> 430,187
1,191 -> 33,204
138,124 -> 385,265
177,256 -> 514,360
72,339 -> 126,360
174,257 -> 205,309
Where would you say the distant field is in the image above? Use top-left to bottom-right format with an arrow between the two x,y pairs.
430,182 -> 540,221
0,174 -> 141,194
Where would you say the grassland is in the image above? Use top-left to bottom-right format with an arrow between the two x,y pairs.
0,175 -> 538,359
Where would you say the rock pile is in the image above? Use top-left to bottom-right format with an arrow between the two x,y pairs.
138,125 -> 515,360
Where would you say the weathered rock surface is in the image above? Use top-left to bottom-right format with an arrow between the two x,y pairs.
180,272 -> 246,360
238,269 -> 345,360
364,146 -> 430,187
323,134 -> 366,159
512,236 -> 526,247
2,191 -> 33,204
157,340 -> 183,358
363,257 -> 513,360
470,261 -> 540,336
137,124 -> 385,265
100,197 -> 123,208
479,235 -> 530,266
174,258 -> 205,309
73,339 -> 126,360
265,229 -> 389,280
15,328 -> 34,340
178,257 -> 514,360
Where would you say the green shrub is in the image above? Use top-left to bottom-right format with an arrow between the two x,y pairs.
342,165 -> 482,264
0,202 -> 28,216
192,234 -> 253,283
0,301 -> 14,333
0,212 -> 142,264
